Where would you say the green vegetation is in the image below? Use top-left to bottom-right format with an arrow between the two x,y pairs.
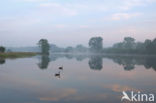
104,37 -> 156,54
0,46 -> 5,53
63,45 -> 88,53
89,37 -> 103,53
1,37 -> 156,56
37,39 -> 50,69
0,52 -> 37,58
38,39 -> 50,55
0,45 -> 37,59
49,36 -> 156,55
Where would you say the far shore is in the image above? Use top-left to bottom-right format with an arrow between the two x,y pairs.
1,52 -> 156,59
0,52 -> 38,58
50,52 -> 156,57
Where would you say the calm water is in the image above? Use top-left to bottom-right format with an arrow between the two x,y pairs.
0,54 -> 156,103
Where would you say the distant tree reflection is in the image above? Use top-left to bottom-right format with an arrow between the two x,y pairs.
75,55 -> 87,61
38,55 -> 50,69
65,54 -> 73,59
107,56 -> 156,71
144,57 -> 156,71
88,56 -> 103,70
0,58 -> 5,64
36,53 -> 156,72
113,57 -> 135,71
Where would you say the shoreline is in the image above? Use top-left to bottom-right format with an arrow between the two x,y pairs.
50,52 -> 156,57
0,52 -> 38,58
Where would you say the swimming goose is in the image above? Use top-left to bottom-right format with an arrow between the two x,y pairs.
55,71 -> 60,78
58,66 -> 63,70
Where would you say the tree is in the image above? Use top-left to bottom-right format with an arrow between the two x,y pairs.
75,44 -> 87,52
89,37 -> 103,52
152,38 -> 156,53
144,39 -> 151,47
146,38 -> 156,54
65,46 -> 74,52
113,42 -> 124,49
0,46 -> 5,53
135,42 -> 145,53
123,37 -> 135,49
38,39 -> 50,54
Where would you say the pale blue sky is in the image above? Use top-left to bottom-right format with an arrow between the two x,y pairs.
0,0 -> 156,47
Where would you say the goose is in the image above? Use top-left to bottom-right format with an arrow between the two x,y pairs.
58,66 -> 63,70
55,71 -> 60,78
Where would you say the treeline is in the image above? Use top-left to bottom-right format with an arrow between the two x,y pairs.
39,37 -> 156,54
104,37 -> 156,54
1,36 -> 156,55
0,46 -> 5,53
50,37 -> 102,53
50,44 -> 88,53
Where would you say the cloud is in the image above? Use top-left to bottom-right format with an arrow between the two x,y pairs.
111,12 -> 142,20
39,3 -> 78,16
79,25 -> 90,29
39,3 -> 60,7
39,88 -> 77,101
55,24 -> 68,29
103,84 -> 141,92
22,0 -> 47,2
120,0 -> 156,10
120,0 -> 145,10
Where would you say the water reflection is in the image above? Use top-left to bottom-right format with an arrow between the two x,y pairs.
40,54 -> 156,72
0,58 -> 5,64
88,56 -> 103,70
0,54 -> 156,103
38,54 -> 50,69
106,56 -> 156,71
144,57 -> 156,70
109,56 -> 136,71
1,54 -> 156,72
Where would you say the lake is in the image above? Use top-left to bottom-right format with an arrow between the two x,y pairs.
0,54 -> 156,103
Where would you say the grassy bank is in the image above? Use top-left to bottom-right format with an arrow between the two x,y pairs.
0,52 -> 37,58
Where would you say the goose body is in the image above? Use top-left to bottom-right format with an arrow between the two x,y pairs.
59,66 -> 63,70
55,72 -> 60,78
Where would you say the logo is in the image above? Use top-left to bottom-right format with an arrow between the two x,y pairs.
121,91 -> 155,102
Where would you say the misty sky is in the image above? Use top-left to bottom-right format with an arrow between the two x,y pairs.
0,0 -> 156,47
